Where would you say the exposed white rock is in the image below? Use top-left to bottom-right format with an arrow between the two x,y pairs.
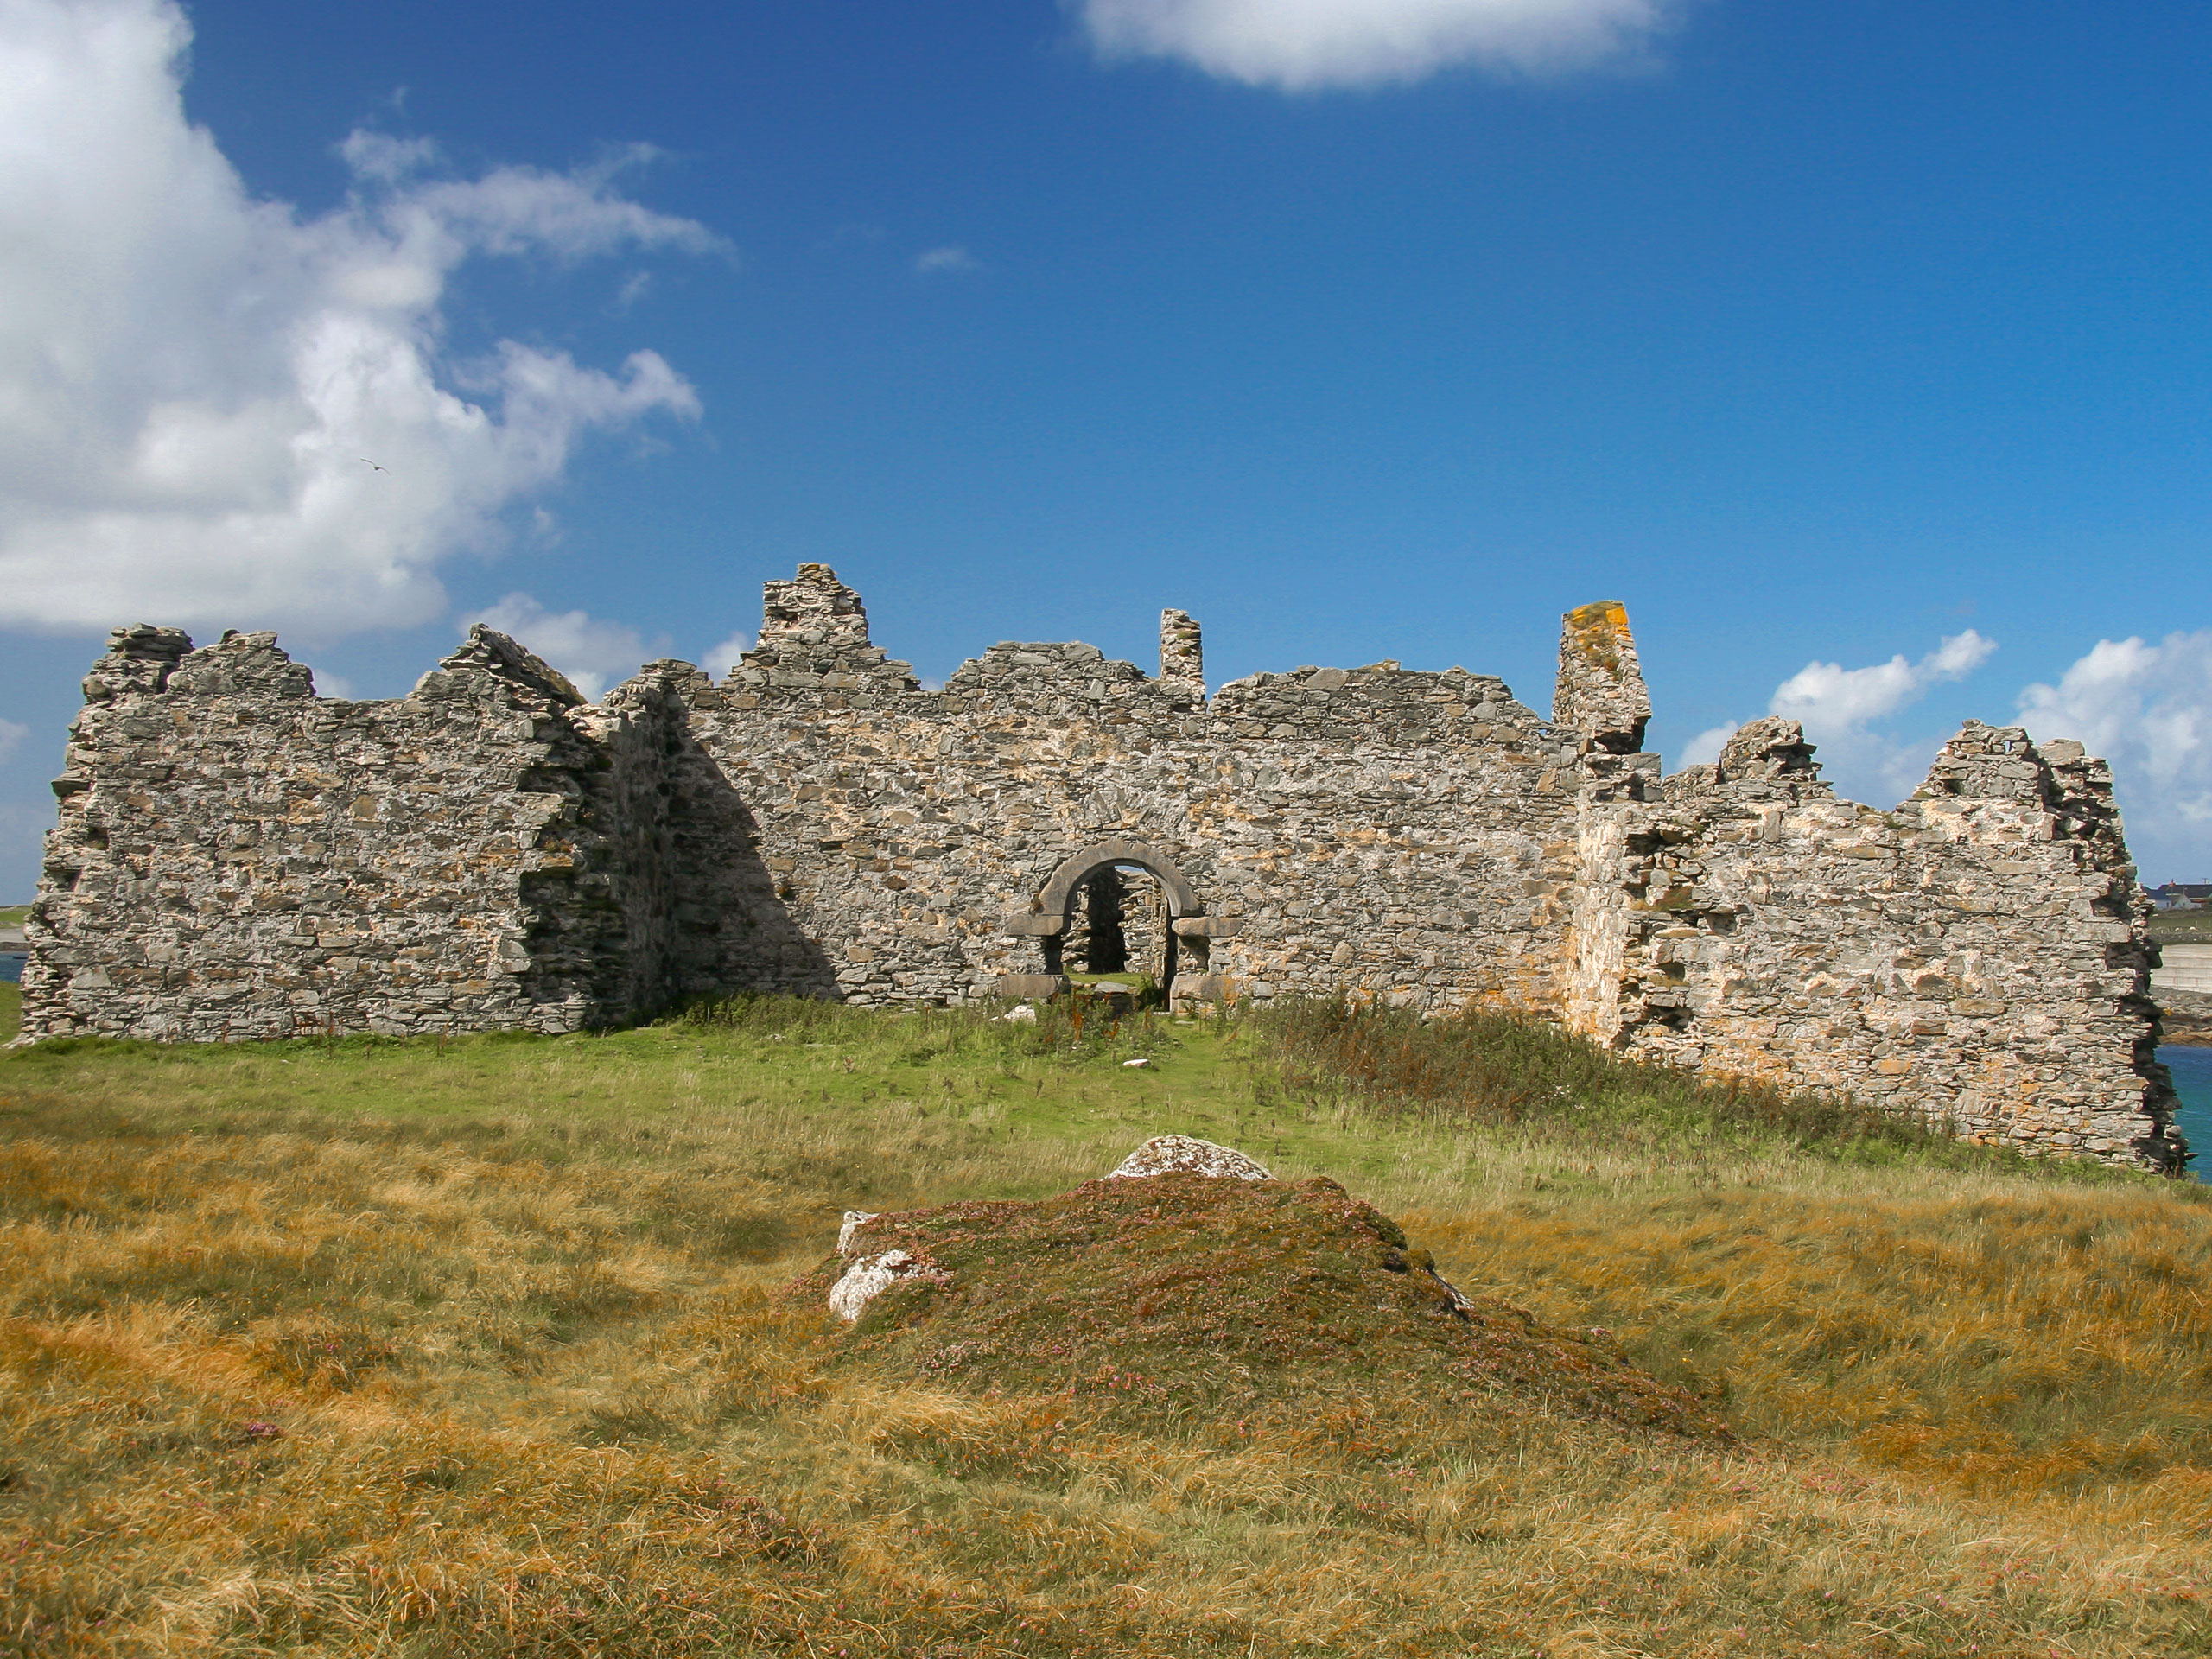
996,1004 -> 1038,1023
837,1210 -> 880,1255
1105,1134 -> 1271,1182
829,1249 -> 944,1321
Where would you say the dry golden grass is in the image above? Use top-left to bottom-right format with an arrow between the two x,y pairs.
1,1004 -> 2209,1655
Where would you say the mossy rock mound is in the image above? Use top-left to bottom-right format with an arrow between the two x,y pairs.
794,1171 -> 1725,1439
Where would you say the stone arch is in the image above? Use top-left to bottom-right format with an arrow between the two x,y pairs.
1032,839 -> 1198,994
1035,837 -> 1200,923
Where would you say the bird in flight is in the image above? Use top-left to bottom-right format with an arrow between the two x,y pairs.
361,459 -> 387,473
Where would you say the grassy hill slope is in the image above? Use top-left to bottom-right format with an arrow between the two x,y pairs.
3,998 -> 2209,1656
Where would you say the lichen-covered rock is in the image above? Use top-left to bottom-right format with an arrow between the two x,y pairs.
1106,1135 -> 1272,1181
1552,601 -> 1650,754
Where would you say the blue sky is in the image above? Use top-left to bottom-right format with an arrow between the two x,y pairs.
2,0 -> 2210,896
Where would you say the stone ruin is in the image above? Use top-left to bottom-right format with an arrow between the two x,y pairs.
15,566 -> 2184,1170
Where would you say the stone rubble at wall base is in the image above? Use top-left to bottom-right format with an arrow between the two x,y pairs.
17,566 -> 2184,1172
2158,988 -> 2212,1046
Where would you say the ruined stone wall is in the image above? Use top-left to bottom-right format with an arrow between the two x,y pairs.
16,563 -> 2177,1169
18,626 -> 635,1041
671,567 -> 1585,1013
1575,718 -> 2178,1166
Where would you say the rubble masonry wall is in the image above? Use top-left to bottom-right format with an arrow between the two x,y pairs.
16,565 -> 2181,1167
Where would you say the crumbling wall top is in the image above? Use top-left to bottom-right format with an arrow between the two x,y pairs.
1913,721 -> 2050,804
760,563 -> 873,651
717,563 -> 922,701
1714,715 -> 1819,783
1212,663 -> 1540,745
82,623 -> 194,702
1552,601 -> 1652,754
412,625 -> 585,709
167,631 -> 316,700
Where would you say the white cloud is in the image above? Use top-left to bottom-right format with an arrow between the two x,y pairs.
1077,0 -> 1675,90
1678,721 -> 1738,766
701,630 -> 753,681
1757,631 -> 1998,805
916,245 -> 982,274
1770,631 -> 1998,734
2019,632 -> 2212,883
0,716 -> 27,765
467,593 -> 669,702
0,0 -> 720,638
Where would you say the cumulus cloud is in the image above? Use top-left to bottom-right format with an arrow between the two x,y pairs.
1770,632 -> 1998,736
0,717 -> 27,765
915,245 -> 982,274
1711,631 -> 1999,805
1677,721 -> 1738,767
1076,0 -> 1675,90
0,0 -> 719,638
701,629 -> 754,681
467,593 -> 670,702
2019,632 -> 2212,882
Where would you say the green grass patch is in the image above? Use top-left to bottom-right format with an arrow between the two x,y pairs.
2152,908 -> 2212,946
1258,996 -> 2158,1185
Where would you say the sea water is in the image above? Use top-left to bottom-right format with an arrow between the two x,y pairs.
2162,1046 -> 2212,1181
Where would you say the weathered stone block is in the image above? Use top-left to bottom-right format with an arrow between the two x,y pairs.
1171,916 -> 1239,938
995,974 -> 1068,1001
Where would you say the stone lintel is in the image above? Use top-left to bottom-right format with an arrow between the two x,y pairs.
1172,916 -> 1238,938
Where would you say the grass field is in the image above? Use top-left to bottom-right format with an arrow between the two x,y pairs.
2152,909 -> 2212,947
3,996 -> 2210,1656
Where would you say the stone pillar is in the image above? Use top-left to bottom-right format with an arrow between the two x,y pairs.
759,563 -> 873,651
1160,609 -> 1204,698
1552,601 -> 1651,754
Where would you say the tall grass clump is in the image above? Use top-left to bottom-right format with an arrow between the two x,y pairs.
1261,995 -> 2058,1165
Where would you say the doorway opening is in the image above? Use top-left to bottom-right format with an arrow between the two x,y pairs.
1031,838 -> 1203,1009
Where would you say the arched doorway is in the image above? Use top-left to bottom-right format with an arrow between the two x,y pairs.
1025,839 -> 1196,1001
999,839 -> 1237,1005
1058,861 -> 1171,983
